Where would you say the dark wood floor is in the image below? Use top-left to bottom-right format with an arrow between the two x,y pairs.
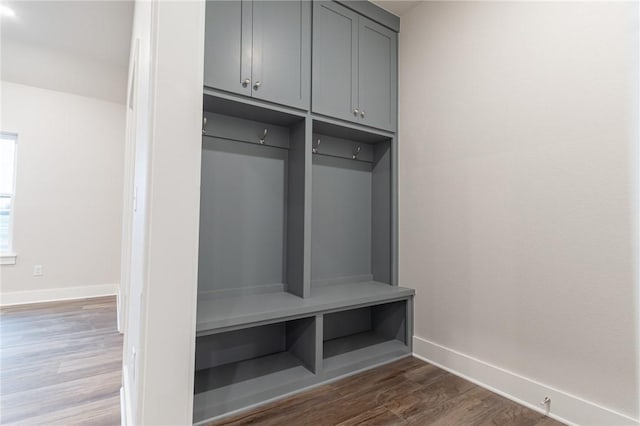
0,297 -> 563,426
0,296 -> 123,425
209,356 -> 564,426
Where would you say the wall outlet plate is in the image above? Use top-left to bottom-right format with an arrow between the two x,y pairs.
33,265 -> 43,276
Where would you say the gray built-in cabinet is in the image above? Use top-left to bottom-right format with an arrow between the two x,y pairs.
194,2 -> 410,424
312,1 -> 398,131
204,0 -> 311,109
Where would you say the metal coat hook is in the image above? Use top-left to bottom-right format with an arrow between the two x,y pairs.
259,128 -> 268,145
312,138 -> 321,154
352,145 -> 361,160
202,116 -> 207,135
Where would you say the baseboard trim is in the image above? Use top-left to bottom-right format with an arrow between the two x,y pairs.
122,365 -> 134,426
0,283 -> 118,306
116,286 -> 124,334
413,336 -> 638,426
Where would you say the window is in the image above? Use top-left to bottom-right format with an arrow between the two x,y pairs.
0,132 -> 17,264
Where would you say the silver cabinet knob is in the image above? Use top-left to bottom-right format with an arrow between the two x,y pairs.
360,110 -> 365,118
254,81 -> 261,90
242,78 -> 251,87
353,108 -> 359,116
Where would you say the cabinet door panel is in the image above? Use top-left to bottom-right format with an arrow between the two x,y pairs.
203,0 -> 252,96
252,0 -> 310,109
357,17 -> 397,131
312,1 -> 358,123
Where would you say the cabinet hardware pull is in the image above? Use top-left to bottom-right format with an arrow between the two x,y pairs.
353,108 -> 359,116
312,138 -> 321,154
360,111 -> 365,118
259,128 -> 268,145
202,116 -> 207,134
242,78 -> 251,87
254,81 -> 261,90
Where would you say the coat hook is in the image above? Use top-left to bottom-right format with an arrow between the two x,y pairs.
352,145 -> 361,160
259,128 -> 268,145
202,116 -> 207,135
312,138 -> 321,154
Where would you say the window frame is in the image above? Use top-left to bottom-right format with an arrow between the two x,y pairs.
0,131 -> 18,265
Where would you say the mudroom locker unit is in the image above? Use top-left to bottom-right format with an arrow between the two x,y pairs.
193,1 -> 413,423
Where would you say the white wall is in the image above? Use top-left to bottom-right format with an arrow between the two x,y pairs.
0,81 -> 125,305
121,1 -> 204,424
400,1 -> 639,424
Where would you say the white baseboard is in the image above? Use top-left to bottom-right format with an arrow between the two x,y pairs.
0,283 -> 118,306
116,286 -> 124,334
413,336 -> 639,426
122,365 -> 134,426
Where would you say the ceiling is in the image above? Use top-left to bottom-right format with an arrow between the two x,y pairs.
1,0 -> 133,68
371,0 -> 420,17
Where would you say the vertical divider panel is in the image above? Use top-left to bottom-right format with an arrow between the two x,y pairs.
286,117 -> 312,297
371,301 -> 406,343
406,297 -> 414,352
391,135 -> 398,286
372,141 -> 391,284
315,313 -> 324,374
286,317 -> 318,373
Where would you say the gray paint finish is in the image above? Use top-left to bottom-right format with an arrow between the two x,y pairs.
312,1 -> 359,124
194,300 -> 411,423
323,307 -> 372,341
204,89 -> 306,126
195,323 -> 286,371
195,1 -> 407,420
252,1 -> 310,109
311,133 -> 375,163
372,300 -> 406,342
311,155 -> 372,283
203,1 -> 251,96
286,316 -> 317,373
198,136 -> 288,295
286,119 -> 310,297
203,112 -> 290,149
197,280 -> 413,334
312,2 -> 398,132
313,117 -> 393,144
310,133 -> 391,286
357,17 -> 397,131
372,142 -> 391,283
204,1 -> 310,110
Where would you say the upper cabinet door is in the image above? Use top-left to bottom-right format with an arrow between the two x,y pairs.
312,1 -> 359,123
203,1 -> 252,96
252,1 -> 310,109
357,17 -> 397,131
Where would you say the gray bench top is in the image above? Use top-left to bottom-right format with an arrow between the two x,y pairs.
196,280 -> 415,335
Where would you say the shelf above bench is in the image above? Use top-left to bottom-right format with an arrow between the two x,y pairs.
196,281 -> 414,336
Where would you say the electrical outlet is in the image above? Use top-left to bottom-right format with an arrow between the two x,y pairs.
33,265 -> 43,276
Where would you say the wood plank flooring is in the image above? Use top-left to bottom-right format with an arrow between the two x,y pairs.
208,356 -> 565,426
0,296 -> 123,425
1,297 -> 564,426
